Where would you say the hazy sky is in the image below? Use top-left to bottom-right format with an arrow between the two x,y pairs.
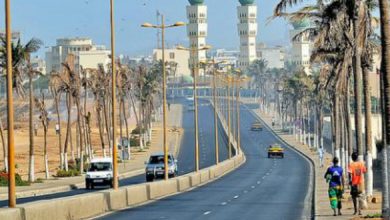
0,0 -> 312,57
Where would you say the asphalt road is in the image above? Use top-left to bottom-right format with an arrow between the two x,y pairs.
99,102 -> 312,220
0,98 -> 227,207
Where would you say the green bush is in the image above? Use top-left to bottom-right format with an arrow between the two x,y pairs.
130,136 -> 139,147
131,127 -> 145,135
55,169 -> 80,177
0,172 -> 30,187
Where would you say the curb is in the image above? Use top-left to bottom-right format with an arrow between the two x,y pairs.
243,104 -> 316,220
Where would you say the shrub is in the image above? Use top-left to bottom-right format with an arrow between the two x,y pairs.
0,172 -> 30,186
131,127 -> 145,135
130,136 -> 139,147
55,169 -> 80,177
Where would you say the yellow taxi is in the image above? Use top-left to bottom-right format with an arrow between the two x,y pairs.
267,144 -> 284,158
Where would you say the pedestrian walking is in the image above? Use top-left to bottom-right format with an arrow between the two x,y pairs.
55,123 -> 60,135
318,147 -> 324,168
168,102 -> 171,111
324,157 -> 344,216
348,152 -> 367,215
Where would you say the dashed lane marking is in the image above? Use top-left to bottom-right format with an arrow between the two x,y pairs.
203,211 -> 212,215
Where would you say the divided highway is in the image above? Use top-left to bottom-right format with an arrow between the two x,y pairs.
99,102 -> 312,220
0,98 -> 228,207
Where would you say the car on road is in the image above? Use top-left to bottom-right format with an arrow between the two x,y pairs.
251,121 -> 263,131
85,158 -> 113,189
145,153 -> 178,182
268,144 -> 284,158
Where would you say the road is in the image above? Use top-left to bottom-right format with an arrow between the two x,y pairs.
99,102 -> 312,220
0,98 -> 228,207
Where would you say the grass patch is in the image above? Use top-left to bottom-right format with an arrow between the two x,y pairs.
364,213 -> 382,218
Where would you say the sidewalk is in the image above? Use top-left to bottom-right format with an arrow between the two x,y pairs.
242,100 -> 382,220
0,104 -> 183,200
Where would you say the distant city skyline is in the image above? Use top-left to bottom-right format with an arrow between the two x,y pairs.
0,0 -> 314,57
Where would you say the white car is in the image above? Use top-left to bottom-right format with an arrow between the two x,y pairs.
85,158 -> 113,189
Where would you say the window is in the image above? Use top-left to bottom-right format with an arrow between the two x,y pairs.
169,52 -> 175,59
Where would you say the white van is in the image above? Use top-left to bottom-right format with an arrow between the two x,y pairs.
85,158 -> 113,189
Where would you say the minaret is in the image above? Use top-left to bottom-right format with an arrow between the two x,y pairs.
187,0 -> 207,75
237,0 -> 257,70
290,20 -> 311,74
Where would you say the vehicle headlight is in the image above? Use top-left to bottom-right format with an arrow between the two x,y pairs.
86,174 -> 91,179
106,174 -> 112,179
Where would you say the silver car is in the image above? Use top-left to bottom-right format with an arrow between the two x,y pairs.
145,153 -> 178,182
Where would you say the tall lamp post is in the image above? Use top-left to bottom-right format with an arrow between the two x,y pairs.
5,0 -> 16,207
142,16 -> 185,180
177,45 -> 211,172
200,59 -> 225,165
109,0 -> 119,190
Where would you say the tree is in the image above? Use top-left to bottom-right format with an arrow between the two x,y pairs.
379,0 -> 390,216
0,37 -> 42,181
35,92 -> 49,179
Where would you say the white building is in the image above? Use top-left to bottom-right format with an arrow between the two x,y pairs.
31,56 -> 46,75
237,0 -> 258,70
212,49 -> 239,67
153,48 -> 190,77
290,20 -> 312,74
45,37 -> 111,74
187,0 -> 208,75
257,43 -> 285,69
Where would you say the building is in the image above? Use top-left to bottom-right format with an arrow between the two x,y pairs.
212,49 -> 239,67
237,0 -> 258,70
0,31 -> 20,42
187,0 -> 208,75
153,48 -> 190,77
31,56 -> 46,75
257,43 -> 285,69
45,37 -> 111,74
290,20 -> 312,74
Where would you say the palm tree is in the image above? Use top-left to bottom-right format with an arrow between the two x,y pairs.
246,59 -> 268,109
379,0 -> 390,215
0,37 -> 42,181
50,72 -> 65,169
35,91 -> 49,179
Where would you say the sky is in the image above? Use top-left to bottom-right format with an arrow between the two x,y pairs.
0,0 -> 314,57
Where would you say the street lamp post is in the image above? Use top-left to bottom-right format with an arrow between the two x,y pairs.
142,17 -> 185,180
200,59 -> 226,165
5,0 -> 16,207
177,45 -> 211,172
109,0 -> 119,190
227,77 -> 232,159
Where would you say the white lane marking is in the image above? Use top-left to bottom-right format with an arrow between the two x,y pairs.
221,202 -> 227,205
262,176 -> 266,179
203,211 -> 212,215
251,186 -> 255,189
233,195 -> 239,199
257,181 -> 261,184
243,190 -> 248,193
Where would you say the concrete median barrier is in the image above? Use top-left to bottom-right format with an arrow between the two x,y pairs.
126,184 -> 149,206
190,172 -> 201,187
103,188 -> 128,211
0,208 -> 23,220
176,176 -> 191,192
148,179 -> 178,199
200,169 -> 210,183
21,193 -> 107,220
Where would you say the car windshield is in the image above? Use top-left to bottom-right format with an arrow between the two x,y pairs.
88,162 -> 112,172
149,155 -> 173,164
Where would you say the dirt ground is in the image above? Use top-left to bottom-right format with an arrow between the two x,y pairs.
0,99 -> 138,180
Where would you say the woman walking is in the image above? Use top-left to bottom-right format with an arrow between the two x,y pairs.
324,157 -> 345,216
